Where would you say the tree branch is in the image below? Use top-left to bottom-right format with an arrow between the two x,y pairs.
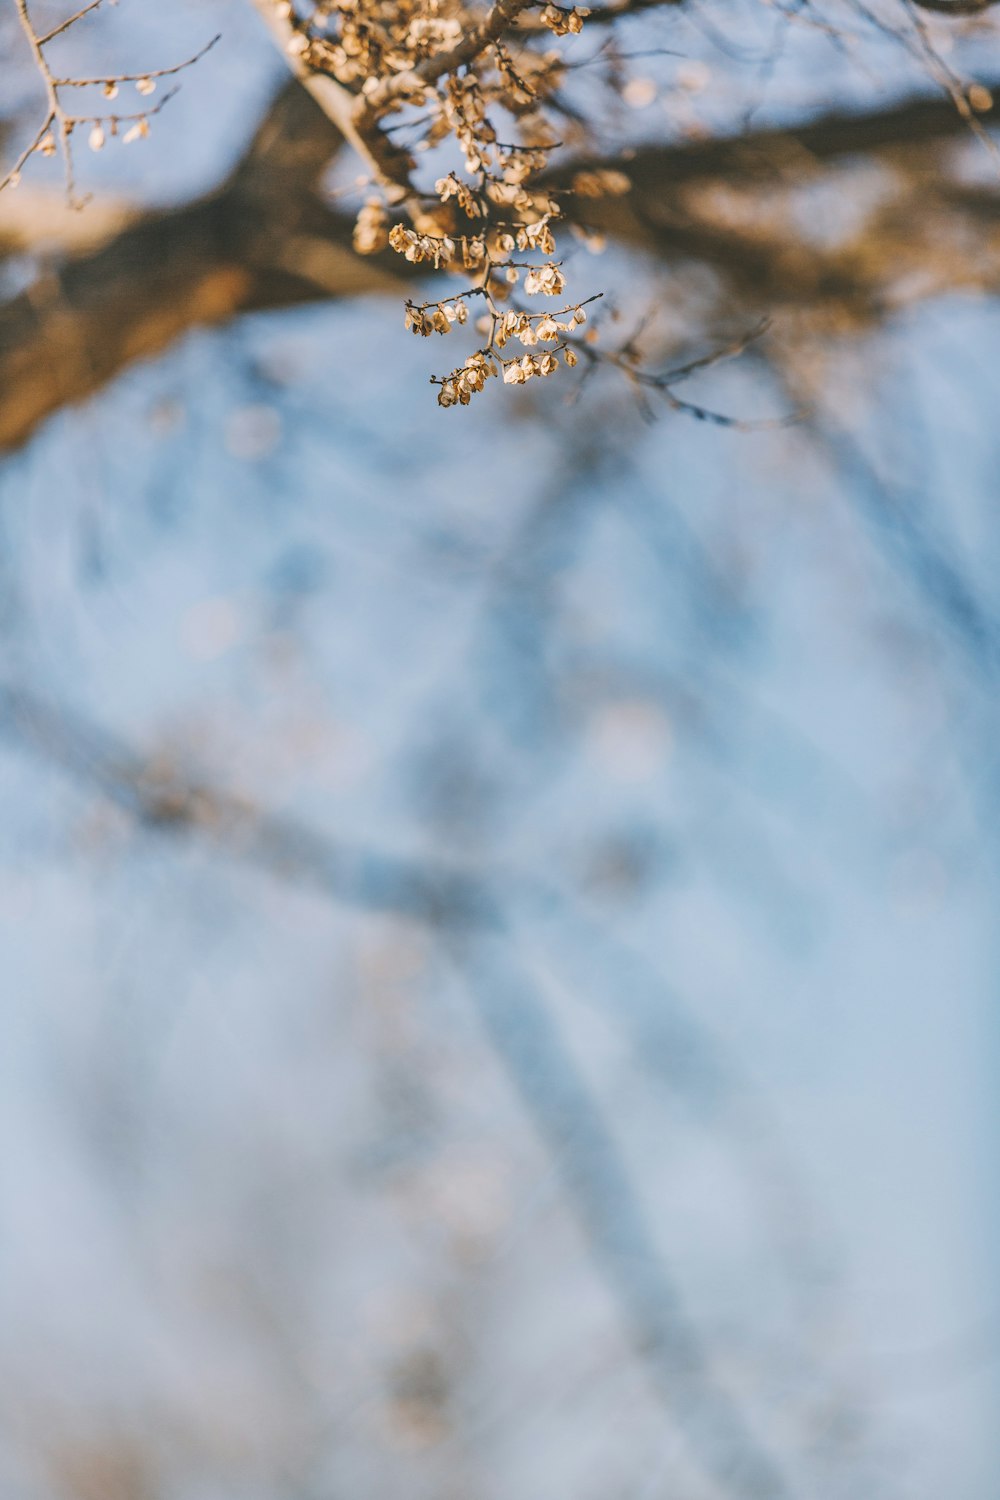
246,0 -> 420,202
2,82 -> 999,451
0,674 -> 798,1498
0,83 -> 416,452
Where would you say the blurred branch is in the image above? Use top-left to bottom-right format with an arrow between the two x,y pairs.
789,399 -> 1000,674
564,82 -> 1000,179
907,0 -> 996,11
553,84 -> 1000,316
0,184 -> 136,252
3,81 -> 1000,449
0,675 -> 801,1497
445,930 -> 797,1500
0,81 -> 415,453
0,681 -> 491,925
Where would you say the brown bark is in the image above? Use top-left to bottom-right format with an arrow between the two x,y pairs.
0,83 -> 412,451
2,80 -> 998,451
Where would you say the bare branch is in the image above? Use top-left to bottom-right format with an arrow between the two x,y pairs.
6,0 -> 217,202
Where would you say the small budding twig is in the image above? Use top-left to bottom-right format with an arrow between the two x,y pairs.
34,0 -> 105,47
566,318 -> 803,429
3,2 -> 218,202
50,33 -> 220,89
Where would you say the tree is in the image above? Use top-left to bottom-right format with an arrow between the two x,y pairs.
1,0 -> 999,444
1,8 -> 997,1500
